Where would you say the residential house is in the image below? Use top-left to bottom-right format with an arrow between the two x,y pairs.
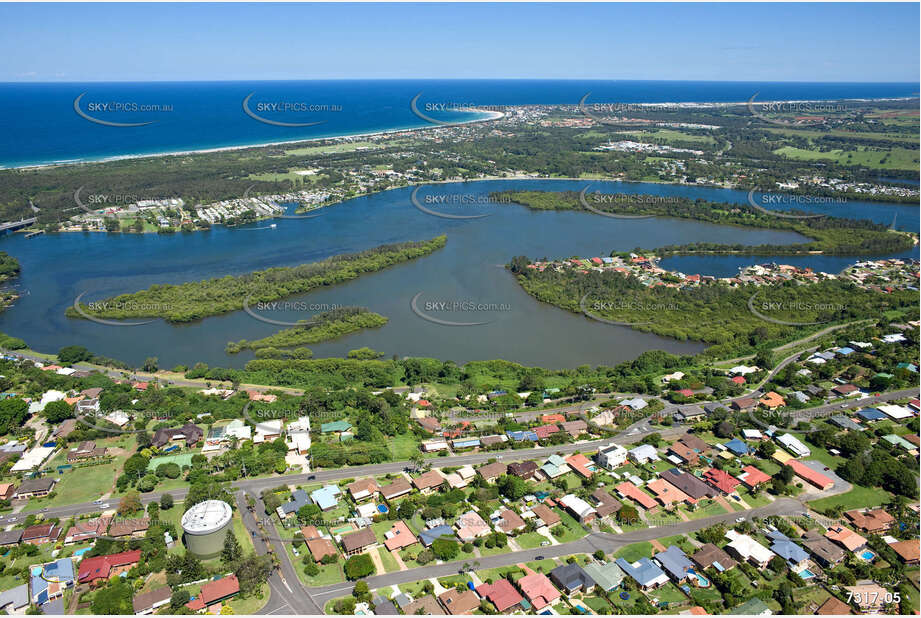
383,521 -> 418,552
151,423 -> 203,449
628,444 -> 659,464
825,526 -> 867,552
495,509 -> 526,535
614,481 -> 658,511
724,530 -> 774,568
306,537 -> 338,562
66,441 -> 107,462
77,550 -> 141,586
729,597 -> 772,615
347,478 -> 379,502
416,416 -> 441,434
30,558 -> 73,606
655,546 -> 695,583
106,518 -> 149,539
703,468 -> 741,495
647,478 -> 692,508
565,453 -> 595,478
777,433 -> 810,458
667,442 -> 699,466
560,420 -> 588,438
674,405 -> 706,423
65,517 -> 111,544
768,531 -> 810,570
582,561 -> 626,591
380,478 -> 413,503
550,563 -> 596,594
829,415 -> 863,432
731,398 -> 757,411
531,504 -> 561,528
691,543 -> 737,572
413,470 -> 445,493
419,525 -> 455,547
889,539 -> 920,565
801,530 -> 845,567
13,477 -> 56,499
759,392 -> 786,409
0,584 -> 29,614
0,482 -> 15,500
516,570 -> 561,610
185,575 -> 240,612
455,510 -> 491,541
508,461 -> 539,480
590,488 -> 622,518
815,596 -> 852,616
540,454 -> 570,479
0,529 -> 22,547
844,509 -> 894,534
22,523 -> 61,545
723,439 -> 749,457
615,557 -> 669,590
560,494 -> 596,523
477,462 -> 507,482
477,579 -> 523,613
662,468 -> 716,501
341,528 -> 377,556
737,465 -> 771,489
596,444 -> 628,470
437,589 -> 480,615
310,486 -> 341,512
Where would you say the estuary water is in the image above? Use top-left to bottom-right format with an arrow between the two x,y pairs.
0,179 -> 916,369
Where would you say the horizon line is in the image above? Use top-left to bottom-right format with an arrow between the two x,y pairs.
2,78 -> 920,85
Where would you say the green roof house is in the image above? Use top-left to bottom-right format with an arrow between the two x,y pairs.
321,420 -> 352,434
729,598 -> 772,615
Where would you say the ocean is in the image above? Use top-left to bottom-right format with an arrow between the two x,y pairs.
0,79 -> 917,168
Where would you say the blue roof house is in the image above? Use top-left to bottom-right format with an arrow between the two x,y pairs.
654,546 -> 695,583
857,408 -> 887,422
310,485 -> 341,512
768,530 -> 810,570
615,558 -> 669,590
419,525 -> 456,547
31,558 -> 74,605
724,439 -> 749,456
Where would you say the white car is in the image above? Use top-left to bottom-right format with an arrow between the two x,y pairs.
735,517 -> 746,523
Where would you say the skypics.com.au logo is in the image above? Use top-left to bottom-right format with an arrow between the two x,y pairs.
410,92 -> 508,126
74,92 -> 173,127
242,92 -> 342,127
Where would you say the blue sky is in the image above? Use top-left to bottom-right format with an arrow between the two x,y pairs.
0,3 -> 918,82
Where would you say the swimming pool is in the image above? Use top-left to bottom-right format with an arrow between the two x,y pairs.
688,569 -> 711,587
73,548 -> 91,557
798,569 -> 816,579
31,566 -> 43,577
860,550 -> 876,561
377,504 -> 389,514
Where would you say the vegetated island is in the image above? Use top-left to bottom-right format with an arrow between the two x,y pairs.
490,190 -> 917,255
67,235 -> 446,323
225,307 -> 388,355
0,251 -> 21,311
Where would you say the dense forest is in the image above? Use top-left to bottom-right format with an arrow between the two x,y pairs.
66,236 -> 446,323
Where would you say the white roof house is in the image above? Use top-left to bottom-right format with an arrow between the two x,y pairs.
619,398 -> 648,411
560,494 -> 597,520
628,444 -> 659,464
742,429 -> 763,440
776,433 -> 810,458
877,405 -> 913,420
729,365 -> 759,375
254,419 -> 283,443
725,530 -> 775,567
597,444 -> 628,470
10,446 -> 56,472
882,334 -> 907,343
104,410 -> 130,427
287,416 -> 311,433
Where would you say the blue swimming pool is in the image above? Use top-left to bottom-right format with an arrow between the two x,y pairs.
377,504 -> 389,514
73,548 -> 91,557
689,569 -> 711,587
860,550 -> 876,561
798,569 -> 816,579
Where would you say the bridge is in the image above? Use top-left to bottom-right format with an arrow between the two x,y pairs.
0,217 -> 37,234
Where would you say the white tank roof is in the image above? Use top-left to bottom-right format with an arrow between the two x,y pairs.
181,499 -> 232,535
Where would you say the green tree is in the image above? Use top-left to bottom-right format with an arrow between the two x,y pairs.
221,531 -> 243,565
58,345 -> 91,363
344,554 -> 375,580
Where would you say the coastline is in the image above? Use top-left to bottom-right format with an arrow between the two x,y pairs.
4,93 -> 914,171
4,109 -> 505,172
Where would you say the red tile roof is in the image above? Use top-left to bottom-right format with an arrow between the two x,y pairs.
788,460 -> 834,490
78,549 -> 142,583
477,579 -> 523,612
703,468 -> 741,494
738,465 -> 771,488
199,575 -> 240,605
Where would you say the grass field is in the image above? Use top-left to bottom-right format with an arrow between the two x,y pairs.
774,145 -> 920,171
516,532 -> 550,549
387,433 -> 421,460
808,484 -> 892,512
615,541 -> 653,562
619,129 -> 717,145
281,141 -> 380,156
